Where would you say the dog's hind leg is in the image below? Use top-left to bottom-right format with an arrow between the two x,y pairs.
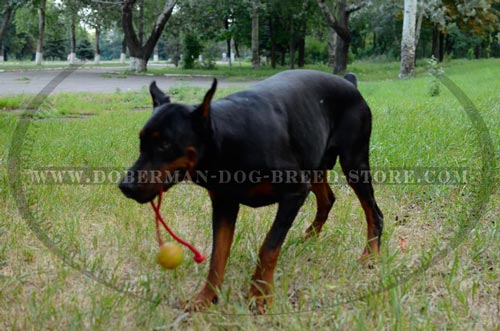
339,149 -> 383,266
304,171 -> 335,239
336,103 -> 384,266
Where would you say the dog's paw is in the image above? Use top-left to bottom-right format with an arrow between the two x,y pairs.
357,248 -> 378,269
248,297 -> 267,315
302,230 -> 318,241
303,225 -> 322,241
248,284 -> 273,315
182,291 -> 218,312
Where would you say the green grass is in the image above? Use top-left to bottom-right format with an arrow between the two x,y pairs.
0,59 -> 499,330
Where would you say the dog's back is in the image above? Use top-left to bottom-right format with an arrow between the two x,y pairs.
209,70 -> 371,172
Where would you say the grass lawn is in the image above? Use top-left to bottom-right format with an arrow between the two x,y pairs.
0,59 -> 499,330
0,57 -> 450,81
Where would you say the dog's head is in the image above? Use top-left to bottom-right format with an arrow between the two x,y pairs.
119,79 -> 217,203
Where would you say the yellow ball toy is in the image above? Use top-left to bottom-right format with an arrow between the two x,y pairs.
156,242 -> 184,269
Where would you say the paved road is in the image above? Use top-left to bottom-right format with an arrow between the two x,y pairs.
0,67 -> 259,96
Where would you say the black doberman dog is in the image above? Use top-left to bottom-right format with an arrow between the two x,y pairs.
119,70 -> 383,313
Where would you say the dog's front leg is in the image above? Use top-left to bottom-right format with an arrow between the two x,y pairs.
249,186 -> 310,314
186,195 -> 239,311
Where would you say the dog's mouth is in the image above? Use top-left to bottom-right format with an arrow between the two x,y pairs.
119,179 -> 174,204
129,192 -> 158,204
119,164 -> 189,203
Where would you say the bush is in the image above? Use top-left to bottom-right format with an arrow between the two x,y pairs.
76,39 -> 94,60
200,44 -> 218,70
305,36 -> 328,64
427,56 -> 443,97
183,34 -> 203,69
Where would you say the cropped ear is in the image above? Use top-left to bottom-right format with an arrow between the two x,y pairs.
198,78 -> 217,119
191,78 -> 217,134
149,81 -> 171,108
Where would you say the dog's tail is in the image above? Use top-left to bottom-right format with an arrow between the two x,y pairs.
344,73 -> 357,88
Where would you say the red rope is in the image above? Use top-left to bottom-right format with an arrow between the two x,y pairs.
150,190 -> 205,263
154,189 -> 164,246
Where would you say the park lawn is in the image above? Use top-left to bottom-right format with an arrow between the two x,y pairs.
0,59 -> 498,330
0,56 -> 481,81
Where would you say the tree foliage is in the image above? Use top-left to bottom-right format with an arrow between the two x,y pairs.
0,0 -> 498,69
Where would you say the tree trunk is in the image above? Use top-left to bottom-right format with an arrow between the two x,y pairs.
399,0 -> 417,79
438,31 -> 444,62
236,42 -> 242,66
122,0 -> 176,72
289,21 -> 295,69
35,0 -> 46,65
154,45 -> 159,62
333,1 -> 350,75
138,0 -> 144,46
130,57 -> 147,72
269,16 -> 276,69
296,13 -> 306,68
0,4 -> 14,62
297,35 -> 305,68
153,0 -> 159,62
251,0 -> 260,69
432,24 -> 438,59
0,4 -> 13,42
328,28 -> 337,68
335,37 -> 349,75
94,26 -> 100,64
317,0 -> 359,75
69,14 -> 76,64
224,18 -> 232,68
414,2 -> 424,65
120,37 -> 127,63
234,39 -> 240,58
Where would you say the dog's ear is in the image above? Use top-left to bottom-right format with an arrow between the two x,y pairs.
344,73 -> 357,88
150,81 -> 171,108
197,78 -> 217,119
191,79 -> 217,134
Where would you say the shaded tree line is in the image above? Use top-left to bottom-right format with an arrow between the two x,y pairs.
0,0 -> 499,74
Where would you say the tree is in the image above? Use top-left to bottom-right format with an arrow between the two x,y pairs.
83,0 -> 120,64
35,0 -> 46,65
182,33 -> 202,69
42,2 -> 67,60
122,0 -> 176,72
421,0 -> 500,61
251,0 -> 260,69
58,0 -> 81,64
261,0 -> 313,69
327,27 -> 336,67
399,0 -> 417,78
76,38 -> 93,60
0,0 -> 15,61
317,0 -> 368,74
173,0 -> 249,68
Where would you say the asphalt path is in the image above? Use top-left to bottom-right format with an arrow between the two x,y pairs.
0,67 -> 260,96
